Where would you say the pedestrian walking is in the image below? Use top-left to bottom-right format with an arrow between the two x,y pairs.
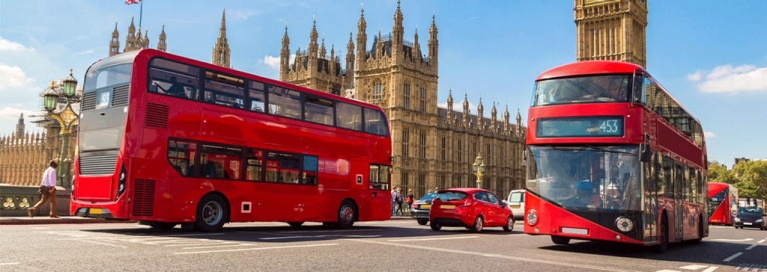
394,188 -> 404,216
28,160 -> 59,218
391,186 -> 398,216
406,189 -> 414,216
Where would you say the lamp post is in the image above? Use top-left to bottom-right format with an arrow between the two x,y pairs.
42,69 -> 80,189
472,153 -> 485,189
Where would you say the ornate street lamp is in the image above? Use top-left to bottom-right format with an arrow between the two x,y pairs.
472,153 -> 485,189
42,69 -> 80,189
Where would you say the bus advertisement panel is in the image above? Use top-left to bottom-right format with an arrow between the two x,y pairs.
524,61 -> 708,252
71,49 -> 393,231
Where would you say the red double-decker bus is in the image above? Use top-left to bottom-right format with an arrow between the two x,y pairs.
524,61 -> 708,252
71,49 -> 393,231
707,182 -> 737,225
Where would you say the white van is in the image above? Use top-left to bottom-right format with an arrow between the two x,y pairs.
507,189 -> 526,220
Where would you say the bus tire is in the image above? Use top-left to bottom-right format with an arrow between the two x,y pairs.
147,222 -> 177,231
288,222 -> 304,228
195,194 -> 228,232
471,216 -> 484,233
693,216 -> 704,244
551,236 -> 570,245
336,200 -> 356,229
503,216 -> 515,232
656,213 -> 669,253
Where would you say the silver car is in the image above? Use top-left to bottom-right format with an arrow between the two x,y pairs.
410,192 -> 438,225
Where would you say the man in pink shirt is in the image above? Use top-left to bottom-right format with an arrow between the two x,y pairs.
29,160 -> 59,218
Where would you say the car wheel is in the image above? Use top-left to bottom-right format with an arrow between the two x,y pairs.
288,222 -> 304,228
471,216 -> 484,233
336,200 -> 356,229
417,219 -> 428,225
195,194 -> 228,232
503,216 -> 515,232
430,221 -> 442,231
551,236 -> 570,245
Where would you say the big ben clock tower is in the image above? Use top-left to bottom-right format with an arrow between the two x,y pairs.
575,0 -> 648,68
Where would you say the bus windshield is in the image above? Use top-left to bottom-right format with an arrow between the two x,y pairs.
532,75 -> 631,106
526,145 -> 641,211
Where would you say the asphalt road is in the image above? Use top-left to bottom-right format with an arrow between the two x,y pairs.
1,220 -> 765,272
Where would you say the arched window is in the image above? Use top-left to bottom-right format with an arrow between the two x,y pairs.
373,80 -> 383,101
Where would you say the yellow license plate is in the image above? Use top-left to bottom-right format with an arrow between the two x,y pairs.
511,205 -> 521,209
440,205 -> 456,209
420,204 -> 431,209
90,208 -> 103,215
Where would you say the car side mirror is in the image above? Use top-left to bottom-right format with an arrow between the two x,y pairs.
501,200 -> 509,206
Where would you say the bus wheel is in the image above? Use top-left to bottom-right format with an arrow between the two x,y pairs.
288,222 -> 304,228
551,236 -> 570,245
416,219 -> 428,225
656,215 -> 669,253
503,216 -> 515,232
195,194 -> 228,232
471,216 -> 484,233
336,200 -> 356,229
693,216 -> 704,244
147,222 -> 177,231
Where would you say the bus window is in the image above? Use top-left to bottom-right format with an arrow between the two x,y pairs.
199,144 -> 242,180
364,108 -> 389,136
168,140 -> 196,176
148,58 -> 200,100
204,71 -> 245,109
266,151 -> 301,183
245,149 -> 263,181
369,164 -> 391,190
302,155 -> 318,185
268,86 -> 302,119
249,81 -> 266,112
304,96 -> 334,126
336,102 -> 363,131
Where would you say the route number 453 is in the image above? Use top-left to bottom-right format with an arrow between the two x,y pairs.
599,120 -> 619,133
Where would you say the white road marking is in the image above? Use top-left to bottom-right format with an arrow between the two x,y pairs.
346,239 -> 641,272
723,252 -> 743,262
278,228 -> 381,234
260,234 -> 380,240
165,241 -> 239,247
680,265 -> 708,270
702,266 -> 718,272
710,238 -> 753,242
387,235 -> 479,242
758,239 -> 766,244
182,243 -> 257,250
70,239 -> 128,249
654,270 -> 679,272
0,263 -> 20,266
173,243 -> 339,255
746,244 -> 757,250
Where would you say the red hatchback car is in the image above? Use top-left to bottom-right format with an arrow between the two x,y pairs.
429,188 -> 515,232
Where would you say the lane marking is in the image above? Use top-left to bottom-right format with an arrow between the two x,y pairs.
182,243 -> 257,250
387,235 -> 479,242
710,238 -> 753,242
165,241 -> 239,247
758,239 -> 766,244
746,244 -> 757,250
260,234 -> 380,240
680,265 -> 708,270
723,252 -> 743,262
173,243 -> 338,255
278,228 -> 381,234
346,239 -> 641,272
0,263 -> 20,266
702,266 -> 718,272
70,239 -> 128,249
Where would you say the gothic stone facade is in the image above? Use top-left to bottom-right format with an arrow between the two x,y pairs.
279,3 -> 526,198
575,0 -> 648,68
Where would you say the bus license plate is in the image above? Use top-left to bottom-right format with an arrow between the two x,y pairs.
440,205 -> 456,209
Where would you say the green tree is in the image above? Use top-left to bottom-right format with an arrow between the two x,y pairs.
709,163 -> 737,184
732,161 -> 767,200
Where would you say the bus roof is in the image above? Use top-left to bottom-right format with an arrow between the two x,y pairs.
536,61 -> 645,81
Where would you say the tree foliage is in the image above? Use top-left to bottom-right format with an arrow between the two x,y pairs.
715,161 -> 767,199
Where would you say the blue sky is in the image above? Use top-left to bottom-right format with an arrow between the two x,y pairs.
1,1 -> 766,167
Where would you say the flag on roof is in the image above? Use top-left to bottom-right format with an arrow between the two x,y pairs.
125,0 -> 141,5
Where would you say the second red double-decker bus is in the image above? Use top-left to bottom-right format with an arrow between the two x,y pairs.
71,49 -> 393,231
524,61 -> 708,252
707,182 -> 738,225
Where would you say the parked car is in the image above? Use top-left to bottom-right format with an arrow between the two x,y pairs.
507,189 -> 525,220
429,188 -> 514,233
734,207 -> 767,230
410,192 -> 438,225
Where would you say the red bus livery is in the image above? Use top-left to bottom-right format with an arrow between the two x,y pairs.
71,49 -> 393,231
707,182 -> 738,225
524,61 -> 708,252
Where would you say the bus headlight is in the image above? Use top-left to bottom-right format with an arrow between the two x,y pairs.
615,217 -> 633,232
117,165 -> 127,196
527,209 -> 538,226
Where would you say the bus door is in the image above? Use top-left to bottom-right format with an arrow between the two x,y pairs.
366,164 -> 392,221
673,163 -> 684,241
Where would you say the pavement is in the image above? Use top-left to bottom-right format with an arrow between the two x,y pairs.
0,214 -> 415,225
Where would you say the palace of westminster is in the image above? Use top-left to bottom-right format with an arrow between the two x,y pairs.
0,0 -> 649,199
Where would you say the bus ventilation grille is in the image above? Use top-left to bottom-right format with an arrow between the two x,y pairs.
79,155 -> 118,175
145,103 -> 169,128
132,179 -> 155,217
81,92 -> 97,111
111,85 -> 130,107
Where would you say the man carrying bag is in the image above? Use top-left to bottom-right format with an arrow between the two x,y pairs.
28,160 -> 59,218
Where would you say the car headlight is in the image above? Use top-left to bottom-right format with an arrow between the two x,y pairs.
756,219 -> 763,223
527,209 -> 538,226
735,217 -> 741,222
615,217 -> 634,232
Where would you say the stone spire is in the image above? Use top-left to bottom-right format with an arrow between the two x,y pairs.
504,106 -> 511,134
110,22 -> 120,56
413,28 -> 421,60
462,93 -> 470,127
428,15 -> 438,68
212,8 -> 231,68
516,108 -> 523,137
392,0 -> 404,48
280,26 -> 290,80
124,17 -> 137,52
157,25 -> 167,52
356,6 -> 367,69
309,20 -> 319,59
344,32 -> 355,89
491,102 -> 497,131
477,96 -> 485,129
447,88 -> 454,123
320,38 -> 326,59
15,113 -> 25,138
142,29 -> 150,48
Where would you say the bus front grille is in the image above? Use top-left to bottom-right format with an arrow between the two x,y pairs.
132,179 -> 155,217
79,155 -> 118,175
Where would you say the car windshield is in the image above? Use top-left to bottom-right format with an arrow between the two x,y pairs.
738,207 -> 764,214
420,192 -> 437,201
435,191 -> 468,201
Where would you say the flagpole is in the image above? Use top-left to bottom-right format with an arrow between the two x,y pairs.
139,0 -> 143,29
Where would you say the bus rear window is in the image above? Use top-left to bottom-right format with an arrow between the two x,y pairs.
84,63 -> 133,92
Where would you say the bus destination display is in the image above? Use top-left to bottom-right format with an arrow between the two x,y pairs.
537,116 -> 624,137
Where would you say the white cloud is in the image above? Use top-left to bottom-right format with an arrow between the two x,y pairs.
0,63 -> 34,90
263,55 -> 280,70
0,106 -> 45,136
688,64 -> 767,94
71,49 -> 95,57
704,131 -> 717,139
0,37 -> 35,52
